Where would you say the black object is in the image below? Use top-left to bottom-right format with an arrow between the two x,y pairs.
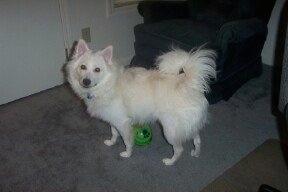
130,0 -> 276,104
258,184 -> 282,192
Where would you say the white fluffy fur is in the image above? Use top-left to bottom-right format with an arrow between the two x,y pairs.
66,39 -> 217,165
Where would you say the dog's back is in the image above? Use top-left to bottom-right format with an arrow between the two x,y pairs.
118,47 -> 216,124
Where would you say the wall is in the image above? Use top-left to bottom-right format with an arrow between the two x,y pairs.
66,0 -> 142,64
262,0 -> 287,66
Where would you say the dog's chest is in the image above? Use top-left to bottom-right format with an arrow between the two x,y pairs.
85,98 -> 127,126
85,98 -> 107,116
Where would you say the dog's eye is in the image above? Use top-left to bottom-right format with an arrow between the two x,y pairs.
80,65 -> 86,70
94,68 -> 100,72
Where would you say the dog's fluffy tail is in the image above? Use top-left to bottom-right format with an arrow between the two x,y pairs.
156,47 -> 217,93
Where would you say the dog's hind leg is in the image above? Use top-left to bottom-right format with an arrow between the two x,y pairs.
160,118 -> 184,165
104,126 -> 119,146
117,119 -> 134,158
191,134 -> 201,157
162,141 -> 183,166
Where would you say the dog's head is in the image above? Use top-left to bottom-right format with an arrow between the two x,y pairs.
67,39 -> 113,90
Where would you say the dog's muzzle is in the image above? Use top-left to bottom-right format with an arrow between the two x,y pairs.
83,78 -> 91,86
82,78 -> 93,88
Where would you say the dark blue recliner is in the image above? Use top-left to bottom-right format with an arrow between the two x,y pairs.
130,0 -> 276,104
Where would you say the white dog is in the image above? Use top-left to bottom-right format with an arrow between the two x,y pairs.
66,39 -> 216,165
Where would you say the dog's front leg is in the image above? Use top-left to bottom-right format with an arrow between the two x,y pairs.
191,134 -> 201,157
117,119 -> 133,158
104,126 -> 119,146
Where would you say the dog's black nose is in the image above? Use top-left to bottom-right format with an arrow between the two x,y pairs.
83,78 -> 91,86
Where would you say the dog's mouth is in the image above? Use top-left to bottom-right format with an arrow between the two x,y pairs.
81,84 -> 97,89
82,84 -> 94,88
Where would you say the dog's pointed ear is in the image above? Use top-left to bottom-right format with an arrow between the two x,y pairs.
101,46 -> 113,65
72,39 -> 90,60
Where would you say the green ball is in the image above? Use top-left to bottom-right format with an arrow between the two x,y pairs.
134,124 -> 152,146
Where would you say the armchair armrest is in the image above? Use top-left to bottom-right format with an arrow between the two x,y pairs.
217,18 -> 267,44
216,18 -> 268,70
138,1 -> 189,24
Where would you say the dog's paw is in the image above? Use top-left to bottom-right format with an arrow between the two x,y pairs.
120,151 -> 131,158
162,158 -> 175,166
191,150 -> 200,157
104,139 -> 116,146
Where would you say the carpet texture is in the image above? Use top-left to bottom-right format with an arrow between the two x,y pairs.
0,65 -> 283,192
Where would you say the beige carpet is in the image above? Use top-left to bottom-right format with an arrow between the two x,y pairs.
201,139 -> 288,192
